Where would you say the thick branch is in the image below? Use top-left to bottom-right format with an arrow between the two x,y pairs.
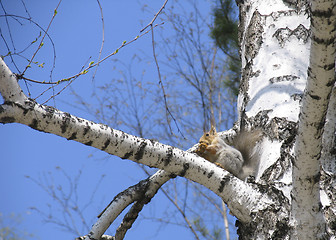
0,58 -> 275,231
0,98 -> 272,221
292,0 -> 336,239
0,59 -> 27,103
88,170 -> 171,239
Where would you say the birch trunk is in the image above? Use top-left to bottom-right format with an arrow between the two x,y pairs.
237,0 -> 335,239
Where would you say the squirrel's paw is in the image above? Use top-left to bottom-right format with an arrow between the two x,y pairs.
196,142 -> 208,155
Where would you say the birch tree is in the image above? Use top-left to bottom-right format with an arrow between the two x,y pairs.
1,0 -> 335,239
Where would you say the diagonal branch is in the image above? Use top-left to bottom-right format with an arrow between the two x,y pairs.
0,58 -> 276,236
140,0 -> 168,33
113,170 -> 171,240
84,170 -> 171,239
21,0 -> 62,75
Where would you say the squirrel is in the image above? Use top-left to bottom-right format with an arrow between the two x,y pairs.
195,125 -> 262,180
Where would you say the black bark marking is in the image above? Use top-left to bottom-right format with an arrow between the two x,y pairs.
14,102 -> 28,115
273,24 -> 309,47
23,106 -> 29,115
12,101 -> 29,115
291,93 -> 303,101
271,218 -> 290,239
76,117 -> 84,123
308,172 -> 321,184
218,176 -> 231,193
134,141 -> 147,161
0,116 -> 15,123
283,0 -> 298,8
245,11 -> 264,59
308,92 -> 321,100
207,170 -> 214,178
290,192 -> 296,202
84,140 -> 93,146
169,173 -> 177,178
3,101 -> 13,106
101,139 -> 110,151
178,162 -> 189,177
61,112 -> 71,134
29,119 -> 38,130
45,105 -> 56,117
325,63 -> 336,72
311,35 -> 335,45
83,125 -> 90,136
0,104 -> 5,114
121,151 -> 133,160
163,147 -> 173,166
269,75 -> 299,83
26,99 -> 36,112
2,101 -> 28,116
67,132 -> 77,140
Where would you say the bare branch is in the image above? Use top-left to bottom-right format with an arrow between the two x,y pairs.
0,14 -> 57,75
21,0 -> 62,75
0,56 -> 275,221
221,201 -> 230,240
151,25 -> 184,138
0,60 -> 27,103
91,0 -> 105,83
90,170 -> 171,239
140,0 -> 168,33
19,23 -> 163,86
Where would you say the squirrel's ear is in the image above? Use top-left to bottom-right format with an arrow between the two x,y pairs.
210,124 -> 217,135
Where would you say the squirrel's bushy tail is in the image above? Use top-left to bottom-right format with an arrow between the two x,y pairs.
232,130 -> 263,179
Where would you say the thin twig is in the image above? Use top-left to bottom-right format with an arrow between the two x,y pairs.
0,27 -> 20,73
91,0 -> 105,83
0,1 -> 16,52
21,0 -> 62,75
140,0 -> 168,33
39,57 -> 92,104
209,46 -> 218,128
221,200 -> 230,240
151,25 -> 185,139
0,14 -> 57,77
21,23 -> 164,86
20,0 -> 32,19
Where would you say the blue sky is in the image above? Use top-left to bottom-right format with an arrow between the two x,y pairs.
0,1 -> 238,239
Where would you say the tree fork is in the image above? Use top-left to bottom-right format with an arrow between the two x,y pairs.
0,58 -> 284,239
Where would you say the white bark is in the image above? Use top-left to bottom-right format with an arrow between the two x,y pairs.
292,0 -> 336,238
0,58 -> 276,238
322,85 -> 336,171
0,59 -> 27,103
237,0 -> 334,238
87,170 -> 171,239
0,94 -> 273,220
237,1 -> 305,238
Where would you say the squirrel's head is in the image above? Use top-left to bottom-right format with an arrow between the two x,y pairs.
199,124 -> 217,144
